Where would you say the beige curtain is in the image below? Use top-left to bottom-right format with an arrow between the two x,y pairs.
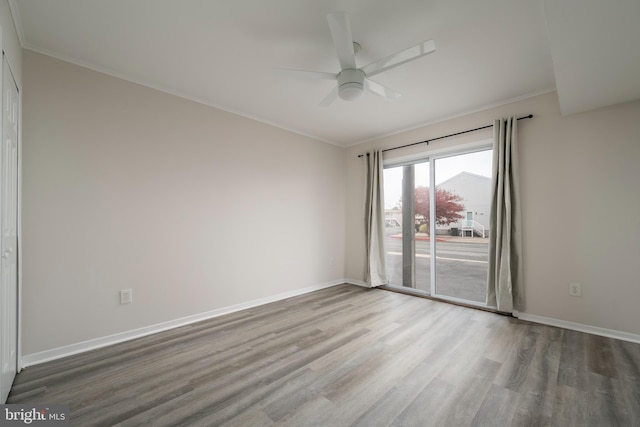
487,117 -> 523,312
364,151 -> 388,287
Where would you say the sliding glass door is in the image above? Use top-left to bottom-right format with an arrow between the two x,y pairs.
433,150 -> 492,303
383,147 -> 492,306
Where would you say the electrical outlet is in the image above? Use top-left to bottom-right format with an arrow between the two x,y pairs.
120,289 -> 133,304
569,282 -> 581,297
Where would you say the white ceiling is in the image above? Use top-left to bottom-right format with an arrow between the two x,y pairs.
10,0 -> 640,146
543,0 -> 640,116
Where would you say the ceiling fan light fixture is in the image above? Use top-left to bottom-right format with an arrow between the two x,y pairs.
339,82 -> 364,101
337,68 -> 365,101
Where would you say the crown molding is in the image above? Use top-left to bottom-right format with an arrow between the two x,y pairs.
345,87 -> 556,148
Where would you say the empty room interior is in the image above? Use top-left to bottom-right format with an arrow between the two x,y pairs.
1,0 -> 640,425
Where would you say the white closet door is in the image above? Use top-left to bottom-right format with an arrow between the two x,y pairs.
1,55 -> 19,404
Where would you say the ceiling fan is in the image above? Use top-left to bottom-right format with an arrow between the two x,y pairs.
276,12 -> 436,106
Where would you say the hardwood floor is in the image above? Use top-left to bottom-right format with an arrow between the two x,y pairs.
8,285 -> 640,426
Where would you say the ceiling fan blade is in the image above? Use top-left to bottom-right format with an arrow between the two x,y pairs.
365,79 -> 401,100
327,12 -> 357,70
361,40 -> 436,78
319,86 -> 339,107
273,69 -> 337,80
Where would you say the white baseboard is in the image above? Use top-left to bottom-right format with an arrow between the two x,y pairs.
514,311 -> 640,344
348,282 -> 639,344
20,280 -> 345,368
29,281 -> 636,369
344,278 -> 370,288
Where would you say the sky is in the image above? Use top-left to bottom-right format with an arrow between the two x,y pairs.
383,149 -> 493,209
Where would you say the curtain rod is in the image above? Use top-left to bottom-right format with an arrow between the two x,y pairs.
357,114 -> 533,158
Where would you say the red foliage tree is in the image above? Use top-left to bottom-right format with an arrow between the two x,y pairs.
414,186 -> 465,230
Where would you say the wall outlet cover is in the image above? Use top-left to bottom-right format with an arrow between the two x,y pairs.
569,282 -> 582,297
120,289 -> 133,304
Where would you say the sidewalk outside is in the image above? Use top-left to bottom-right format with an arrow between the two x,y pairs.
389,233 -> 489,244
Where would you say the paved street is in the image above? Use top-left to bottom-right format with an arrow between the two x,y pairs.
385,235 -> 489,303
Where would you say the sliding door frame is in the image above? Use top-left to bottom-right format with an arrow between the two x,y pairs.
383,139 -> 497,310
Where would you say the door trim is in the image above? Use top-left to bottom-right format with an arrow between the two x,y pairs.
10,55 -> 22,373
0,46 -> 22,378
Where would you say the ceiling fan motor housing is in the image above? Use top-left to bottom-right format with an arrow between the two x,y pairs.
337,69 -> 365,101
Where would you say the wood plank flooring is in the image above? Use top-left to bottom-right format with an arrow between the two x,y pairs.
8,285 -> 640,426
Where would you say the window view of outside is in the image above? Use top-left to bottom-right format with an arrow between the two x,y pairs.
383,162 -> 430,290
383,149 -> 492,304
383,166 -> 404,287
434,151 -> 492,302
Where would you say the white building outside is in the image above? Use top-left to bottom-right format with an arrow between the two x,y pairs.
385,171 -> 491,238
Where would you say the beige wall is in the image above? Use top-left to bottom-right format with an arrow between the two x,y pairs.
21,51 -> 346,354
345,91 -> 640,335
